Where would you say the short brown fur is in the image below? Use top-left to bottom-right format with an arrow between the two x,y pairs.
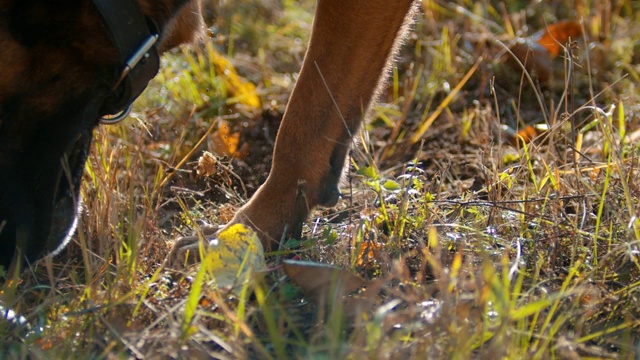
172,0 -> 417,260
229,0 -> 417,245
0,0 -> 417,270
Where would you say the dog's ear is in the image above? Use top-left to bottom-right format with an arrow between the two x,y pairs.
136,0 -> 203,52
9,0 -> 84,47
157,0 -> 203,52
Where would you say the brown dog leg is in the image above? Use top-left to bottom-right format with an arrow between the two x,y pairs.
170,0 -> 416,264
233,0 -> 417,246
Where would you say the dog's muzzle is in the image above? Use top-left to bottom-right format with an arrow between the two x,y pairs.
0,110 -> 94,270
0,0 -> 162,271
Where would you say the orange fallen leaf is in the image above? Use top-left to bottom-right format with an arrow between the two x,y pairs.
210,120 -> 248,159
514,125 -> 539,145
199,297 -> 214,308
533,20 -> 583,57
355,241 -> 384,267
501,123 -> 549,146
505,20 -> 583,84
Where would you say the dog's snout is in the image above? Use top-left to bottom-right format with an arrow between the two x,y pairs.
0,127 -> 91,271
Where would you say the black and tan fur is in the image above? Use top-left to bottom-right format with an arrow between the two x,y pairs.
0,0 -> 416,272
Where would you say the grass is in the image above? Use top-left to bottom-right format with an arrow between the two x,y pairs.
3,0 -> 640,358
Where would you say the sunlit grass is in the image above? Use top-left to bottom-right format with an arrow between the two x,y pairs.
2,0 -> 640,358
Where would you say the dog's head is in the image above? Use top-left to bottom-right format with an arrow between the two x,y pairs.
0,0 -> 201,270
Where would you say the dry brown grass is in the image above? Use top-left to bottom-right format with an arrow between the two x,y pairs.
3,0 -> 640,358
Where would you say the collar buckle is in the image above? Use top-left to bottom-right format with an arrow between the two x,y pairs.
113,33 -> 159,91
91,0 -> 161,124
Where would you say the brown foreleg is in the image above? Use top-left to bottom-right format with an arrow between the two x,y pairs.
231,0 -> 417,248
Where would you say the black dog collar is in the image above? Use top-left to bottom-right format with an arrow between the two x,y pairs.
91,0 -> 161,124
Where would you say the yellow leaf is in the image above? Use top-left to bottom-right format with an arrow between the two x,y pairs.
203,224 -> 266,291
206,42 -> 261,109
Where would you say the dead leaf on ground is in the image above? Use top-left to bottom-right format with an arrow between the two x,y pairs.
209,120 -> 249,159
504,20 -> 583,84
217,203 -> 236,223
500,124 -> 547,146
283,260 -> 387,319
283,260 -> 365,301
355,241 -> 385,267
196,151 -> 218,177
533,20 -> 583,57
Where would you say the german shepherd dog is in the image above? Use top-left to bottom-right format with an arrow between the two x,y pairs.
0,0 -> 416,274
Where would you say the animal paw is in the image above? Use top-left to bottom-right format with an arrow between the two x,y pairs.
166,224 -> 219,269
